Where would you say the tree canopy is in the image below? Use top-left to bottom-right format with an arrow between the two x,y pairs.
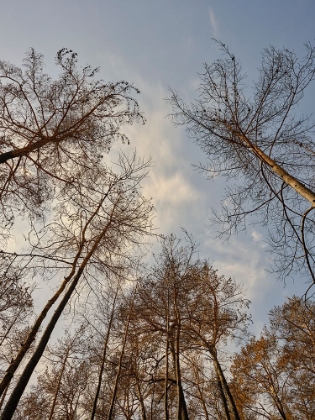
169,41 -> 315,289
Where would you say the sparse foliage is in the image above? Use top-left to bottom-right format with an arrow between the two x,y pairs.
0,48 -> 144,241
169,41 -> 315,288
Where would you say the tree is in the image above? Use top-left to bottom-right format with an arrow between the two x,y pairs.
169,41 -> 315,288
0,48 -> 153,419
0,48 -> 143,241
14,325 -> 91,420
231,332 -> 292,419
127,234 -> 250,420
269,297 -> 315,418
0,153 -> 153,419
231,297 -> 315,419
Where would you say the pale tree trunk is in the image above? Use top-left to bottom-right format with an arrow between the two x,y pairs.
232,126 -> 315,206
90,289 -> 118,420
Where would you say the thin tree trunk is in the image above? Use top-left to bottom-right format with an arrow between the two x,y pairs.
107,287 -> 136,420
192,362 -> 210,420
170,338 -> 189,420
48,348 -> 70,420
164,287 -> 170,420
172,284 -> 189,420
0,203 -> 116,420
0,259 -> 80,398
136,380 -> 147,420
0,385 -> 8,412
90,289 -> 118,420
210,348 -> 240,420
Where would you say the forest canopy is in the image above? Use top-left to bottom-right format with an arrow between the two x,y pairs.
0,44 -> 314,420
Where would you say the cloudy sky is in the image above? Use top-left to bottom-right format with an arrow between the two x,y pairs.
1,0 -> 314,332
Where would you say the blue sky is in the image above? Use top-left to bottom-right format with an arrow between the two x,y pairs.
1,0 -> 314,331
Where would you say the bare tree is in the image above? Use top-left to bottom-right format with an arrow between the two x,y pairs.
126,234 -> 249,420
14,326 -> 91,420
0,153 -> 153,419
169,41 -> 315,288
0,48 -> 143,241
231,332 -> 292,420
0,48 -> 153,418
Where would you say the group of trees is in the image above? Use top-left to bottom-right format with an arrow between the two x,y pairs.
0,49 -> 153,418
0,41 -> 315,418
4,236 -> 315,419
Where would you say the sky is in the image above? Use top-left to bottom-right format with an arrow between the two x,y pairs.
1,0 -> 314,333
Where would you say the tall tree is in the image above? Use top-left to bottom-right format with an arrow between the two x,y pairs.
169,41 -> 315,287
0,48 -> 153,418
231,332 -> 292,419
0,153 -> 153,419
269,297 -> 315,419
128,234 -> 250,419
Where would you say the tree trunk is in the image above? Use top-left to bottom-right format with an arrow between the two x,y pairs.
234,128 -> 315,206
164,287 -> 170,420
192,362 -> 210,420
170,338 -> 189,420
210,347 -> 240,420
0,385 -> 8,412
107,288 -> 136,420
136,380 -> 147,420
48,348 -> 70,420
0,203 -> 115,420
216,373 -> 231,420
0,260 -> 80,398
90,289 -> 118,420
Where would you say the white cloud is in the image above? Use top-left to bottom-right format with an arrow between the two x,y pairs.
209,7 -> 219,38
251,230 -> 262,242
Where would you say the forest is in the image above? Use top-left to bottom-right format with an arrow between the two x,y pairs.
0,41 -> 315,420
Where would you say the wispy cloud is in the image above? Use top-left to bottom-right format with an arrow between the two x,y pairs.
102,55 -> 201,234
209,7 -> 219,38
